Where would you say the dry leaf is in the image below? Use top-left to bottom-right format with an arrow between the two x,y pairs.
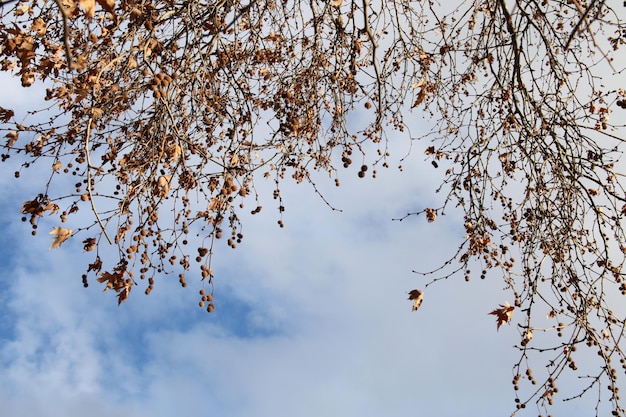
49,227 -> 72,249
52,160 -> 62,172
171,144 -> 181,161
95,0 -> 115,13
31,18 -> 47,36
78,0 -> 96,18
425,208 -> 437,222
83,237 -> 96,251
156,175 -> 171,196
5,131 -> 18,147
117,285 -> 131,305
412,87 -> 428,108
412,78 -> 426,89
408,289 -> 424,311
91,107 -> 103,119
489,302 -> 514,330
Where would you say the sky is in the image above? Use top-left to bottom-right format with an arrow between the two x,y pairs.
0,112 -> 613,417
1,15 -> 625,417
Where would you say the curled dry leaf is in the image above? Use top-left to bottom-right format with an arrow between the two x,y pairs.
5,131 -> 18,147
425,208 -> 437,222
489,302 -> 514,330
49,227 -> 72,249
408,289 -> 424,311
83,237 -> 96,251
156,175 -> 171,196
412,85 -> 428,108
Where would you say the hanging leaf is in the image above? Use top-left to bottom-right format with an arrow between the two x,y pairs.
49,227 -> 72,249
83,237 -> 96,252
78,0 -> 96,18
95,0 -> 115,13
489,302 -> 514,330
408,289 -> 424,311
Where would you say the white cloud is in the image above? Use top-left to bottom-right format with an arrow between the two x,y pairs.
0,45 -> 621,417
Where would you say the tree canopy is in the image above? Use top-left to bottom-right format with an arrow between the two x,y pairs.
1,0 -> 626,415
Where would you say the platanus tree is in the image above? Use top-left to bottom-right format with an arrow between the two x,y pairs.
1,0 -> 626,415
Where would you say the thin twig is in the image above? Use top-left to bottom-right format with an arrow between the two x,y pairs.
84,114 -> 113,244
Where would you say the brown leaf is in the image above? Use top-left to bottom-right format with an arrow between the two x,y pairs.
24,200 -> 47,216
408,289 -> 424,311
425,208 -> 437,222
0,107 -> 15,123
5,131 -> 18,147
95,0 -> 115,14
49,227 -> 72,249
117,286 -> 130,305
489,302 -> 514,330
156,175 -> 171,196
412,87 -> 428,108
45,203 -> 60,215
30,18 -> 47,36
83,237 -> 96,251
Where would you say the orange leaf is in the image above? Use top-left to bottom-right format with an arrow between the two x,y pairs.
489,302 -> 514,330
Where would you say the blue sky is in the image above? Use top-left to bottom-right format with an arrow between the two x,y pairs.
0,54 -> 623,417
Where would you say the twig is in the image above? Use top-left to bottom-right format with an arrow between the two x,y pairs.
54,0 -> 76,70
84,114 -> 113,244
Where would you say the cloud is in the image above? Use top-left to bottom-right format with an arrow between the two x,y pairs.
0,76 -> 616,417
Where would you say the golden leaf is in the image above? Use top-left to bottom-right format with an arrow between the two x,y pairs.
49,227 -> 72,249
78,0 -> 96,18
412,78 -> 426,89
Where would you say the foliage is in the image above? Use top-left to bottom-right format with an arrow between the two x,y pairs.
1,0 -> 626,414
